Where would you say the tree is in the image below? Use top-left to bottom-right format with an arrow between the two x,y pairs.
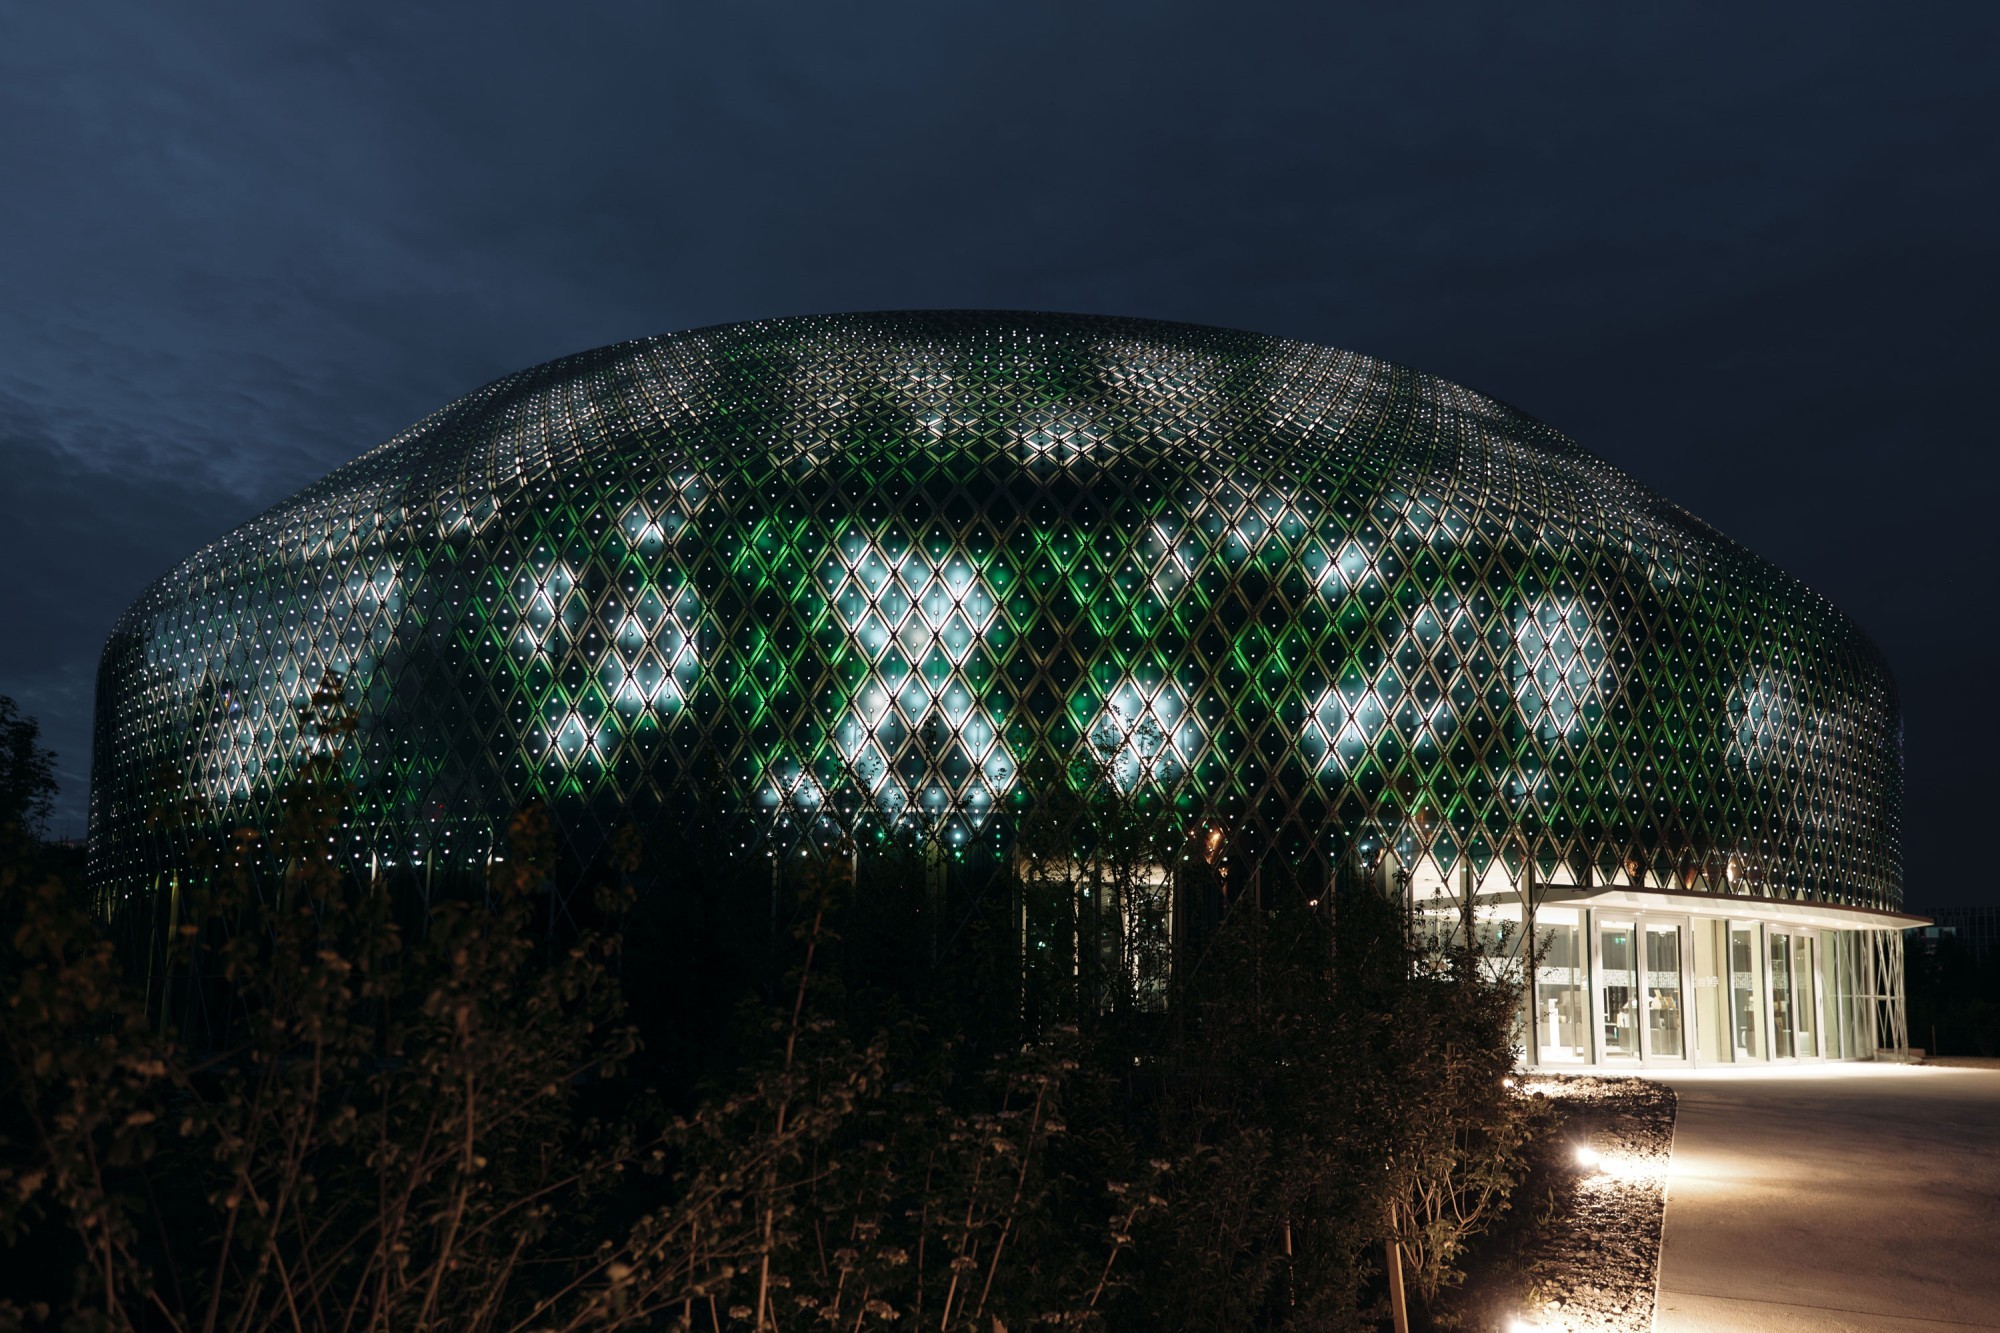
0,697 -> 56,838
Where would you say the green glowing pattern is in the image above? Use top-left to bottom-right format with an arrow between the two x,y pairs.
89,312 -> 1901,909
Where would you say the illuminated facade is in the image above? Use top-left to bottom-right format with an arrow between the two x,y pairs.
88,311 -> 1915,1063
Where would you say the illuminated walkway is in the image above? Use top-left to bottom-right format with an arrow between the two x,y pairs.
1653,1063 -> 2000,1331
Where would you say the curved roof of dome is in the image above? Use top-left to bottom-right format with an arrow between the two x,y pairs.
163,311 -> 1872,648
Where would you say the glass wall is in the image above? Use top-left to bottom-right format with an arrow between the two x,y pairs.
1770,933 -> 1795,1059
1535,905 -> 1588,1063
1797,934 -> 1819,1058
1645,923 -> 1686,1059
1762,928 -> 1825,1061
1599,920 -> 1640,1060
1692,919 -> 1726,1063
1730,923 -> 1764,1061
1521,916 -> 1893,1069
1831,931 -> 1852,1059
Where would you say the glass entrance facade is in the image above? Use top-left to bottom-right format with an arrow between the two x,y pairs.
1513,903 -> 1696,1067
1504,899 -> 1906,1068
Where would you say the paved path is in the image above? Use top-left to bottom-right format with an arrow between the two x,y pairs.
1653,1064 -> 2000,1331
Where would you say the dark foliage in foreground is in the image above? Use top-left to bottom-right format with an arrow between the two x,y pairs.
0,698 -> 1544,1329
0,699 -> 56,840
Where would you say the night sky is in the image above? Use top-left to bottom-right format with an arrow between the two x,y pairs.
3,4 -> 1992,907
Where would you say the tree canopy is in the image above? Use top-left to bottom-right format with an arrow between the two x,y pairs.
0,696 -> 57,837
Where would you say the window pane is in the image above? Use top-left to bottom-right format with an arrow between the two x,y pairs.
1645,923 -> 1685,1058
1601,922 -> 1639,1059
1536,908 -> 1588,1062
1731,925 -> 1763,1059
1770,933 -> 1795,1059
1796,935 -> 1817,1058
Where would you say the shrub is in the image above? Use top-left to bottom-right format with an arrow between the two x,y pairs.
2,718 -> 1541,1329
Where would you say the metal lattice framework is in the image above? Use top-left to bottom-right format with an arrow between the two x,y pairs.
88,312 -> 1901,911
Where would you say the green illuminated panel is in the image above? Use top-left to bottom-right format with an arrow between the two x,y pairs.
89,313 -> 1901,910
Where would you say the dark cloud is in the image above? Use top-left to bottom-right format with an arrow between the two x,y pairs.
1,0 -> 1992,902
0,401 -> 255,834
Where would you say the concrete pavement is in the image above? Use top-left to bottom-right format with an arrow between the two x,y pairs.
1652,1063 -> 2000,1331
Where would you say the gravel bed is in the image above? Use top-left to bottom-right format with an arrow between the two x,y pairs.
1511,1075 -> 1677,1332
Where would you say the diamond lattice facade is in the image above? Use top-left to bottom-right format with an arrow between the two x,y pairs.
88,311 -> 1912,1064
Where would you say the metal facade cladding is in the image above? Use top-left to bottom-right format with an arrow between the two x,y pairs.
88,312 -> 1902,910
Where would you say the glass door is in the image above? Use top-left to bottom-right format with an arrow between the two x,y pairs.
1599,921 -> 1640,1060
1763,929 -> 1820,1061
1795,934 -> 1818,1058
1729,923 -> 1763,1060
1583,912 -> 1692,1065
1769,933 -> 1795,1059
1535,906 -> 1588,1063
1643,922 -> 1687,1060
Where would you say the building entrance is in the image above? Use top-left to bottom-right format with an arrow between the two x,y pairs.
1768,928 -> 1820,1060
1524,895 -> 1917,1070
1645,921 -> 1687,1059
1592,913 -> 1689,1065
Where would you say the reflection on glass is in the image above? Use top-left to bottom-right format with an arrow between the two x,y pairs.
1730,925 -> 1761,1059
1601,923 -> 1639,1059
1770,933 -> 1795,1059
1645,924 -> 1684,1058
1536,909 -> 1587,1061
1796,934 -> 1817,1058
